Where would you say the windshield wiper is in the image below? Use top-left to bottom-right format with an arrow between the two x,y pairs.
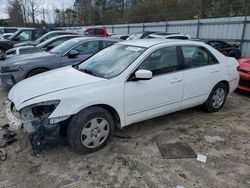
81,69 -> 96,76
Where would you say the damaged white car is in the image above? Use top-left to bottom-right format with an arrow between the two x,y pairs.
6,39 -> 239,154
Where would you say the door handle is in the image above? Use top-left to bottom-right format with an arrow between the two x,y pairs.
211,69 -> 219,73
170,77 -> 182,84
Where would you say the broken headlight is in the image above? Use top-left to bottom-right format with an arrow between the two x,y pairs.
20,100 -> 60,121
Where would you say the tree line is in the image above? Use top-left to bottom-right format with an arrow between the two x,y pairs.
6,0 -> 250,27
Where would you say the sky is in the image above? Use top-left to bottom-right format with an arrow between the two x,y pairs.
0,0 -> 73,22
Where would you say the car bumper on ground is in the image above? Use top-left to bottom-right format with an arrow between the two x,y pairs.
0,70 -> 25,87
238,73 -> 250,91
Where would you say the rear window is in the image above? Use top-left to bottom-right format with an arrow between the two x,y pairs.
4,29 -> 17,33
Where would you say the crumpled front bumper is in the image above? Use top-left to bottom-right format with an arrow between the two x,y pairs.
5,100 -> 22,130
5,100 -> 61,155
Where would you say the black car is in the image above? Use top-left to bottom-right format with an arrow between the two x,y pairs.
204,40 -> 241,59
4,34 -> 80,59
0,28 -> 52,59
14,30 -> 79,47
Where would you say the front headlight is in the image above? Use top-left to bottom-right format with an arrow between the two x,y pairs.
1,66 -> 21,73
20,100 -> 60,121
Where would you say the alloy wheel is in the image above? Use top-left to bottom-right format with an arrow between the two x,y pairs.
80,117 -> 110,149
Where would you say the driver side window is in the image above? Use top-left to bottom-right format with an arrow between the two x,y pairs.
137,46 -> 179,76
73,41 -> 99,54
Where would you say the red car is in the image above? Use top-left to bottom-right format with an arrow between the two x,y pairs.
84,27 -> 111,37
238,58 -> 250,91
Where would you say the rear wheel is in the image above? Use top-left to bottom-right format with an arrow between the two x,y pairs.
67,107 -> 114,154
203,82 -> 227,112
26,68 -> 48,78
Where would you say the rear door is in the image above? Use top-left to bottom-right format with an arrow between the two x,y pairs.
180,45 -> 220,109
60,40 -> 101,67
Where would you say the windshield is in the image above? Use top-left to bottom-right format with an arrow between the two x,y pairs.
50,38 -> 80,54
78,44 -> 145,79
8,30 -> 20,40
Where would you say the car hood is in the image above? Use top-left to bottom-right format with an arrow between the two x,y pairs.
14,41 -> 34,47
8,66 -> 106,109
2,51 -> 57,67
238,58 -> 250,71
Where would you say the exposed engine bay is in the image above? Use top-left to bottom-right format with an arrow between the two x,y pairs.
6,100 -> 69,155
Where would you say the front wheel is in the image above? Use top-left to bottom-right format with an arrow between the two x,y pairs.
203,83 -> 227,113
67,107 -> 114,154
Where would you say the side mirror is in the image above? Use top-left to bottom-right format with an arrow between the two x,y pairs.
68,50 -> 79,58
134,69 -> 153,80
14,37 -> 20,41
46,44 -> 54,51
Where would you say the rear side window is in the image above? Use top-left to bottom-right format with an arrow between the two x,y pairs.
181,46 -> 219,69
95,29 -> 104,35
4,29 -> 17,33
138,46 -> 179,76
74,41 -> 99,54
34,30 -> 47,40
103,41 -> 115,48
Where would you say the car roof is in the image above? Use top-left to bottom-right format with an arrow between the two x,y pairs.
47,30 -> 78,34
69,37 -> 121,43
148,34 -> 190,39
118,39 -> 204,48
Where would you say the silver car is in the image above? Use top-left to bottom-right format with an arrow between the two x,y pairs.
0,37 -> 120,87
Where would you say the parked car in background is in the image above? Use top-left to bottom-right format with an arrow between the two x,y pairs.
0,37 -> 120,87
147,33 -> 191,40
84,27 -> 111,37
110,34 -> 129,40
0,27 -> 18,39
4,35 -> 80,59
0,28 -> 50,59
237,58 -> 250,91
202,39 -> 241,59
2,33 -> 14,39
126,31 -> 159,40
14,30 -> 79,47
6,39 -> 239,154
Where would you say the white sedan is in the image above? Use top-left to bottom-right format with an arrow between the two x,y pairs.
7,39 -> 239,154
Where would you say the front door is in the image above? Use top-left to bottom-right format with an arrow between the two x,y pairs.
124,46 -> 184,125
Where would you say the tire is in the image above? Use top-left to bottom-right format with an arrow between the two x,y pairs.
0,47 -> 6,60
67,107 -> 114,154
202,82 -> 228,113
26,68 -> 48,78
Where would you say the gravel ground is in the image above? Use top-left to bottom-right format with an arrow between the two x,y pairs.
0,86 -> 250,188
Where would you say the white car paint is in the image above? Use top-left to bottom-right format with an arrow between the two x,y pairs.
8,39 -> 239,128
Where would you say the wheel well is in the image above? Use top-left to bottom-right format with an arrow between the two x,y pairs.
85,104 -> 121,128
219,80 -> 229,93
26,67 -> 50,78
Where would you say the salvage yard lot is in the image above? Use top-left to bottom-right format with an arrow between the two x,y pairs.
0,86 -> 250,188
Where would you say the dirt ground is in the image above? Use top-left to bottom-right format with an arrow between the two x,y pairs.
0,85 -> 250,188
